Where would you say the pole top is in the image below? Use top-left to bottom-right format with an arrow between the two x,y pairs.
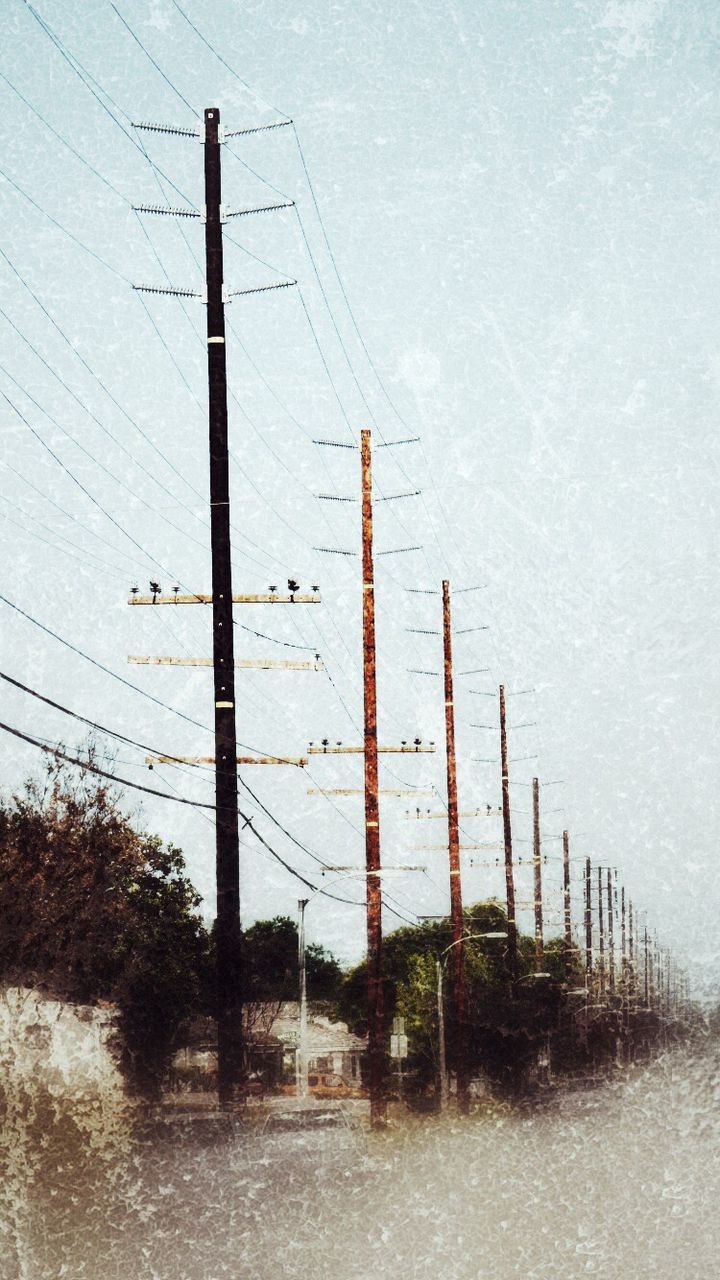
205,107 -> 220,120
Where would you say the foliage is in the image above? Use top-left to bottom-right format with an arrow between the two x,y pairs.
0,754 -> 210,1098
337,899 -> 577,1095
243,915 -> 343,1004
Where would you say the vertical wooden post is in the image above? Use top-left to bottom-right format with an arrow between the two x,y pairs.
442,579 -> 468,1112
643,926 -> 650,1007
204,107 -> 243,1105
532,777 -> 544,971
297,899 -> 309,1099
361,429 -> 386,1128
597,867 -> 605,998
584,857 -> 592,980
606,868 -> 615,996
562,830 -> 572,975
499,686 -> 518,981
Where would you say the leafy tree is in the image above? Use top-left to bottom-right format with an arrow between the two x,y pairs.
0,754 -> 210,1098
338,899 -> 574,1096
243,915 -> 342,1004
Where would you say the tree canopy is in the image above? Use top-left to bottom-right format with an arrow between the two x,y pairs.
0,754 -> 210,1096
244,915 -> 343,1004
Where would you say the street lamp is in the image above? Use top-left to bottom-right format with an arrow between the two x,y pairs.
296,868 -> 424,1101
435,931 -> 507,1111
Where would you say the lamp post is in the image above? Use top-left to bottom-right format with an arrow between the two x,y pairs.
435,931 -> 507,1110
296,868 -> 423,1103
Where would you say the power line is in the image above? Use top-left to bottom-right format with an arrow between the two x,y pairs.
170,0 -> 291,121
0,687 -> 416,923
110,4 -> 197,116
0,165 -> 132,282
0,496 -> 131,585
0,69 -> 130,205
0,387 -> 177,579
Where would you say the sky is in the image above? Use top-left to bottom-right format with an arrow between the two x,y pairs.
1,0 -> 718,991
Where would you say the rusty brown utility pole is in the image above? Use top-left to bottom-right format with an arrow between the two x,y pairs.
499,685 -> 518,981
584,857 -> 592,979
562,830 -> 572,974
606,869 -> 616,996
628,900 -> 636,997
361,429 -> 386,1128
442,580 -> 468,1112
597,867 -> 606,997
532,778 -> 544,971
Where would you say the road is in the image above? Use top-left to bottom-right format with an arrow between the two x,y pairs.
3,1048 -> 719,1280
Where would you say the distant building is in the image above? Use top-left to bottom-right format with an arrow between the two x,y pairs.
266,1002 -> 366,1086
172,1004 -> 366,1091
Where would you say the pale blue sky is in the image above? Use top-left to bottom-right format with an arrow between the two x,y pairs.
1,0 -> 718,988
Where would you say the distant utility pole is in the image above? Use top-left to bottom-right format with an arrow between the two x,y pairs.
297,898 -> 309,1099
628,900 -> 635,996
562,830 -> 572,975
597,867 -> 605,998
442,580 -> 468,1113
361,429 -> 386,1129
584,857 -> 592,980
499,685 -> 518,981
532,778 -> 544,971
606,869 -> 615,996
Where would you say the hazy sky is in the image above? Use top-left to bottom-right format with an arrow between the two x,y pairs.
1,0 -> 718,989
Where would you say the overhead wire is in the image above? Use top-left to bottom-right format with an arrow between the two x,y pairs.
11,0 -> 461,921
0,671 -> 416,922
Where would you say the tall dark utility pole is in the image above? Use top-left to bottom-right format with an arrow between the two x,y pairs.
532,778 -> 544,971
499,686 -> 518,981
361,429 -> 386,1129
204,107 -> 243,1106
442,580 -> 468,1112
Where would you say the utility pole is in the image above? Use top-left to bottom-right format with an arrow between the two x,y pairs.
628,900 -> 635,997
584,857 -> 592,980
597,867 -> 605,998
644,927 -> 650,1007
499,685 -> 518,981
436,960 -> 448,1111
532,778 -> 544,972
361,429 -> 386,1129
297,899 -> 309,1099
129,107 -> 304,1107
204,107 -> 242,1107
606,869 -> 615,997
442,579 -> 468,1112
562,830 -> 572,974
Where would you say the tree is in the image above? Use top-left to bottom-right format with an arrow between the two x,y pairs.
0,754 -> 210,1097
243,915 -> 342,1004
337,900 -> 571,1097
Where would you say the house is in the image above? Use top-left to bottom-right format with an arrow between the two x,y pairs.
265,1002 -> 366,1086
172,1005 -> 366,1092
